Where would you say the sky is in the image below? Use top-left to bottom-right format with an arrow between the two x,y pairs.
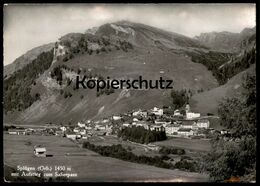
3,4 -> 256,66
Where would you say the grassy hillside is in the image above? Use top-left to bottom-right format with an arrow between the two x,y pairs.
6,45 -> 219,124
190,64 -> 255,115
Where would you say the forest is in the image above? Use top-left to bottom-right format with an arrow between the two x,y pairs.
4,49 -> 54,113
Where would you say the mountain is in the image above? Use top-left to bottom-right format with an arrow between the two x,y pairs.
3,21 -> 256,125
194,26 -> 256,53
4,43 -> 54,79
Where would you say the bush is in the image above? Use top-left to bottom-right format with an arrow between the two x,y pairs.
63,56 -> 69,62
64,91 -> 72,99
159,146 -> 185,155
88,49 -> 93,55
175,159 -> 198,172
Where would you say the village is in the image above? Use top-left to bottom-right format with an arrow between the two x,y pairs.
4,104 -> 230,179
5,104 -> 228,146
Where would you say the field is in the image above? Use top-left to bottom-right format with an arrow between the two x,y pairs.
152,137 -> 212,152
4,134 -> 209,182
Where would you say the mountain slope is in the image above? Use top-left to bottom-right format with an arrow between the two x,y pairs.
3,21 -> 256,125
4,43 -> 54,79
190,64 -> 255,115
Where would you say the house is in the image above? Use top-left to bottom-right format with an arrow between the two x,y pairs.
151,107 -> 163,116
95,124 -> 106,130
154,120 -> 165,125
112,116 -> 122,120
85,125 -> 92,130
77,122 -> 86,128
102,119 -> 109,123
135,122 -> 149,130
34,146 -> 46,157
165,124 -> 180,135
25,128 -> 34,135
149,125 -> 165,131
60,126 -> 67,132
174,109 -> 181,116
132,110 -> 148,117
79,129 -> 86,135
122,123 -> 131,128
186,112 -> 201,120
132,110 -> 140,116
180,120 -> 195,129
8,130 -> 18,135
73,127 -> 80,133
172,124 -> 181,133
133,118 -> 139,122
76,134 -> 82,139
197,119 -> 210,128
8,129 -> 26,135
105,126 -> 113,135
66,132 -> 77,140
154,120 -> 171,127
146,144 -> 160,151
25,128 -> 34,132
82,135 -> 88,139
55,130 -> 64,136
221,130 -> 228,135
177,128 -> 194,136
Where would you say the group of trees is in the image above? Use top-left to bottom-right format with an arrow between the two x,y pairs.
96,87 -> 115,97
82,142 -> 172,169
170,89 -> 190,110
186,50 -> 232,85
175,159 -> 199,172
63,91 -> 73,99
83,142 -> 199,172
58,34 -> 134,63
118,40 -> 133,52
4,50 -> 54,113
216,47 -> 256,85
186,47 -> 256,85
204,73 -> 256,182
50,66 -> 64,85
117,126 -> 167,144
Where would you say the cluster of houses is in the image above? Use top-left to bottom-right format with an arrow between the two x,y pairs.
64,120 -> 114,140
6,104 -> 228,140
121,106 -> 211,138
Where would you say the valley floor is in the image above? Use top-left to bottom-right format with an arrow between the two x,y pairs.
4,134 -> 209,182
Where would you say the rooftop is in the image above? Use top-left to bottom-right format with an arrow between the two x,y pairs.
178,128 -> 192,132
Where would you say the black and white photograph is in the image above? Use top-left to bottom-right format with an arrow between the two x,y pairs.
3,3 -> 257,182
